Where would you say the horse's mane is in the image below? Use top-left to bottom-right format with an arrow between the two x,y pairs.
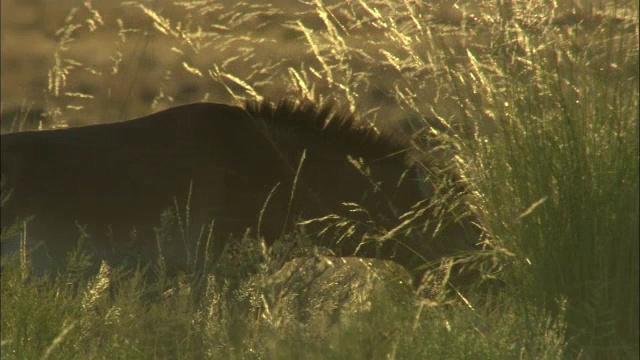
244,99 -> 413,162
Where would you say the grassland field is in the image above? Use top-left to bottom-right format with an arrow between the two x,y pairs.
1,0 -> 638,359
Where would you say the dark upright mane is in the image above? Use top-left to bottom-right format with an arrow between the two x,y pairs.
244,99 -> 413,163
0,98 -> 481,279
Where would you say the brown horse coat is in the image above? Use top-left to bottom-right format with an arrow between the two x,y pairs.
1,100 -> 479,274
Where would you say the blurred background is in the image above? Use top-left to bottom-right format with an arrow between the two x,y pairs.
3,0 -> 635,132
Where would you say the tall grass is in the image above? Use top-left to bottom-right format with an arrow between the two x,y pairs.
1,0 -> 638,358
458,3 -> 639,357
2,231 -> 568,359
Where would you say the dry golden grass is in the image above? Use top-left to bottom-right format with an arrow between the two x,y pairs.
4,0 -> 635,131
1,0 -> 637,357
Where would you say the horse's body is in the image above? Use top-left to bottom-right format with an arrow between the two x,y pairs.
1,100 -> 479,274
